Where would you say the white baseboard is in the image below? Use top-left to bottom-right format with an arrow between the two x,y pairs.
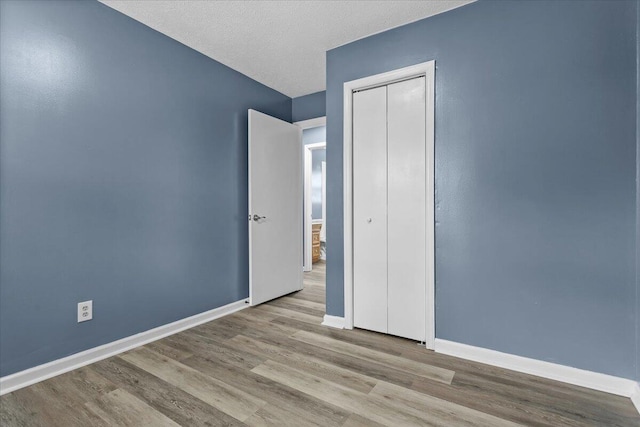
321,314 -> 345,329
631,382 -> 640,414
435,339 -> 637,400
0,299 -> 248,396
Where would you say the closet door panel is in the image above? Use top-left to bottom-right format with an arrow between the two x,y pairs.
387,77 -> 426,341
353,86 -> 388,334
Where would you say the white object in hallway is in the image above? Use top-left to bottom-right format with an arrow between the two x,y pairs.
248,109 -> 303,305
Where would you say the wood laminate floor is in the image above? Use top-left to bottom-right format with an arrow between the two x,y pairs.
1,261 -> 639,426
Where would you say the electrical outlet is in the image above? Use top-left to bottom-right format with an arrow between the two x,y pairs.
77,300 -> 93,323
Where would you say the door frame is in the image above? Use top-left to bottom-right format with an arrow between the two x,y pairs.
343,61 -> 436,349
294,116 -> 327,272
303,142 -> 326,271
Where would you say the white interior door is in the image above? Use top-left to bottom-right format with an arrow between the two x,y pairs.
248,109 -> 302,306
387,77 -> 426,341
353,86 -> 388,334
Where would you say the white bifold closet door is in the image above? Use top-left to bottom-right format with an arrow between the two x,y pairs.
353,77 -> 426,342
353,85 -> 388,335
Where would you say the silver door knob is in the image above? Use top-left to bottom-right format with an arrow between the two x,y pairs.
366,218 -> 372,223
253,214 -> 267,221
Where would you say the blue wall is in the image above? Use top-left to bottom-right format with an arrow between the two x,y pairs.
302,126 -> 326,146
0,0 -> 291,376
326,0 -> 638,379
636,1 -> 640,383
292,91 -> 326,122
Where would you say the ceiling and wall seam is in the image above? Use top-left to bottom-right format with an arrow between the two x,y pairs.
99,0 -> 473,98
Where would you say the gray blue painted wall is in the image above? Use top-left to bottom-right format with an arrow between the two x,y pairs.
292,91 -> 326,122
302,126 -> 326,146
0,0 -> 291,376
326,0 -> 638,379
636,1 -> 640,382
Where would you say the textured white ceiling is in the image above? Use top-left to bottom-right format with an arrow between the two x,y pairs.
99,0 -> 473,97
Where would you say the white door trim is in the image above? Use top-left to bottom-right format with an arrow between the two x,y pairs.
343,61 -> 435,349
295,116 -> 326,129
303,141 -> 326,272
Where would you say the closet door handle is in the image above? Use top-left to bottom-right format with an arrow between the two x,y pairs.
366,217 -> 373,223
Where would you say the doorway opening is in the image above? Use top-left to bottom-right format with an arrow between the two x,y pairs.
304,138 -> 326,269
295,118 -> 327,289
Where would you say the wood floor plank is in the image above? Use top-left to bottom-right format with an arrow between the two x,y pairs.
227,334 -> 378,393
299,282 -> 325,290
181,354 -> 349,426
0,382 -> 109,427
85,388 -> 180,426
253,304 -> 323,325
145,339 -> 193,361
445,371 -> 640,427
233,307 -> 281,322
251,360 -> 430,426
266,299 -> 326,317
397,344 -> 637,413
279,296 -> 326,311
369,380 -> 524,427
90,357 -> 244,427
341,414 -> 387,427
1,392 -> 49,427
237,323 -> 421,388
463,369 -> 640,422
272,315 -> 406,356
163,329 -> 266,369
244,404 -> 331,427
252,359 -> 519,427
31,365 -> 117,405
409,375 -> 581,427
225,310 -> 300,336
120,347 -> 266,422
287,291 -> 325,304
299,284 -> 325,294
291,330 -> 455,384
288,287 -> 325,304
189,318 -> 244,341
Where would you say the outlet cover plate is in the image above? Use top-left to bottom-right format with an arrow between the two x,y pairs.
77,300 -> 93,322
